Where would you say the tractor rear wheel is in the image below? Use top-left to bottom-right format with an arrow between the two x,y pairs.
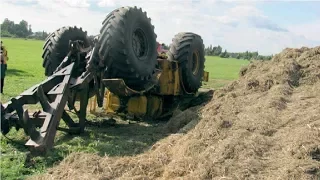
167,32 -> 205,93
42,26 -> 90,76
98,6 -> 158,90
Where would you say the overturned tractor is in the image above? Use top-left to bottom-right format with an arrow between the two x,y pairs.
0,6 -> 209,154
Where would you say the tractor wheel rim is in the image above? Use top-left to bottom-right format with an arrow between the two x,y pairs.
132,28 -> 148,59
192,51 -> 200,75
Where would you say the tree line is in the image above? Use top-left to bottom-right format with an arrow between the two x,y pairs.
1,18 -> 49,40
205,45 -> 273,60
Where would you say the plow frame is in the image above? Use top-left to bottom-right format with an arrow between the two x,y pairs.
1,40 -> 104,154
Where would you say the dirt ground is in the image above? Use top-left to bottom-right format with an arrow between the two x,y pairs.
32,46 -> 320,180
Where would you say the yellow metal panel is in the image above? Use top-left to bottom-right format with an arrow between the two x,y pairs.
106,90 -> 120,113
173,61 -> 180,95
158,60 -> 171,94
146,96 -> 163,118
203,71 -> 209,82
89,95 -> 97,113
88,91 -> 121,114
127,96 -> 147,116
158,59 -> 180,95
104,91 -> 109,112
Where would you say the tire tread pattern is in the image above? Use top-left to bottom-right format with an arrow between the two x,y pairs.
42,26 -> 89,76
168,32 -> 206,93
98,6 -> 157,89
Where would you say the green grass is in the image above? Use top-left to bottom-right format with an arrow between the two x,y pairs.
0,38 -> 249,179
203,56 -> 249,88
1,38 -> 46,102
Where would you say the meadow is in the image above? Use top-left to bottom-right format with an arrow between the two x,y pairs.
0,38 -> 249,179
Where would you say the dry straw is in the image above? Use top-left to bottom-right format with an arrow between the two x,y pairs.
33,46 -> 320,180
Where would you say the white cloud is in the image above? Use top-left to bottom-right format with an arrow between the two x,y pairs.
0,0 -> 319,55
287,20 -> 320,41
98,0 -> 115,7
229,5 -> 263,17
0,0 -> 105,35
61,0 -> 90,8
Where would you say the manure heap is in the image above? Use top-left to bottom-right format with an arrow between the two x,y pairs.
34,47 -> 320,180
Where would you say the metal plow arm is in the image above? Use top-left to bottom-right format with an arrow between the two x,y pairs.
0,40 -> 101,154
2,63 -> 76,152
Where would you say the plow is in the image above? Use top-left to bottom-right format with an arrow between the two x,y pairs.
0,6 -> 209,154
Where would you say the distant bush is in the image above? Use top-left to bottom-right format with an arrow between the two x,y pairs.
1,30 -> 16,38
1,18 -> 49,40
205,44 -> 273,61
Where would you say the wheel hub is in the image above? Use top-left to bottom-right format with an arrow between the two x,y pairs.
192,51 -> 200,75
132,28 -> 148,59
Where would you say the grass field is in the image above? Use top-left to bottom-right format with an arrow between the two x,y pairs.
203,55 -> 249,88
0,38 -> 249,179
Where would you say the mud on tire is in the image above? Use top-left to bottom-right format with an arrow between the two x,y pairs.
168,32 -> 205,93
42,26 -> 90,76
98,6 -> 158,90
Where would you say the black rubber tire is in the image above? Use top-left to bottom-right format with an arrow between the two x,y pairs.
167,32 -> 205,93
98,6 -> 158,90
42,26 -> 90,76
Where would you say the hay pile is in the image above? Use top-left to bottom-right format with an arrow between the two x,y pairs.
33,47 -> 320,180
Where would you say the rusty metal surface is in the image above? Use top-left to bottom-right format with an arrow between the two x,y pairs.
103,70 -> 161,96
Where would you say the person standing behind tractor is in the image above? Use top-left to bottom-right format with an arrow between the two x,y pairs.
1,41 -> 9,63
157,42 -> 167,53
1,41 -> 8,94
157,42 -> 162,53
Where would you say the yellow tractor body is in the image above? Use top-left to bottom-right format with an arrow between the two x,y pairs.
89,57 -> 209,120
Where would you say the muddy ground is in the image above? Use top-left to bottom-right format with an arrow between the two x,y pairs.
32,46 -> 320,180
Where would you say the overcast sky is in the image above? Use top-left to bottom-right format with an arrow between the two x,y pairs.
1,0 -> 319,55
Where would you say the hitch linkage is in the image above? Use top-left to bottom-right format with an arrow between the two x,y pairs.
0,40 -> 104,154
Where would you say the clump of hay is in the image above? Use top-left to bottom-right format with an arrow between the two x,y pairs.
33,46 -> 320,180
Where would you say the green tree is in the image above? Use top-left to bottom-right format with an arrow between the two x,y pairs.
0,18 -> 51,40
28,24 -> 32,36
252,51 -> 259,59
219,49 -> 228,58
244,51 -> 249,60
214,45 -> 222,56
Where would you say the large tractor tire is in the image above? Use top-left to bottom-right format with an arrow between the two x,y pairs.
42,26 -> 91,76
98,6 -> 158,90
168,32 -> 205,93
